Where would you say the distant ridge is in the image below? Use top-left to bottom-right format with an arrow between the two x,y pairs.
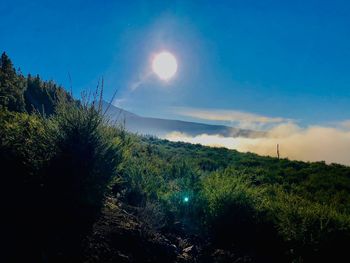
101,100 -> 264,138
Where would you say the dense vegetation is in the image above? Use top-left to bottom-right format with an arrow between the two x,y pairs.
121,137 -> 350,261
1,52 -> 350,262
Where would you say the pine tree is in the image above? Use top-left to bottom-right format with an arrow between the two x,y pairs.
25,74 -> 69,115
0,52 -> 26,112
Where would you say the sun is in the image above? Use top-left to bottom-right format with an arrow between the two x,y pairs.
152,51 -> 178,80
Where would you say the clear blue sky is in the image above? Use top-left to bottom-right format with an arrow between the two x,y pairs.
1,0 -> 350,127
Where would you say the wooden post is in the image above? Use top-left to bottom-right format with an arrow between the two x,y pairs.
277,144 -> 280,159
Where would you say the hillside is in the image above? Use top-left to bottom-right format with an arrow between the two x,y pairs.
1,53 -> 350,262
102,100 -> 264,138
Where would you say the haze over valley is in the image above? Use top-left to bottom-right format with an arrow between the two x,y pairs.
104,101 -> 350,165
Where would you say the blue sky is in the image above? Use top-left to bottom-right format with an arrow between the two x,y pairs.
1,0 -> 350,128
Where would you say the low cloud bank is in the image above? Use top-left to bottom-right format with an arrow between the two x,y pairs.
165,123 -> 350,166
174,107 -> 292,130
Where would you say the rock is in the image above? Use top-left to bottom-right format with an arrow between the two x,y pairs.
183,245 -> 194,253
171,244 -> 178,251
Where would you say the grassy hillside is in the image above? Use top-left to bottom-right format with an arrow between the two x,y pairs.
1,52 -> 350,262
117,135 -> 350,261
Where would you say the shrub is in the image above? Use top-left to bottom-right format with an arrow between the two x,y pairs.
160,164 -> 204,232
43,98 -> 126,259
263,187 -> 350,262
0,109 -> 54,261
200,169 -> 264,243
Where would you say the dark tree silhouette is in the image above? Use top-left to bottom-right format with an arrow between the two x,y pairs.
0,52 -> 26,112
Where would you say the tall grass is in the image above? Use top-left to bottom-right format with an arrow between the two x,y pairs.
42,95 -> 127,259
0,94 -> 128,261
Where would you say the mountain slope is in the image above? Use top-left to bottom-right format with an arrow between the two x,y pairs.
102,101 -> 263,138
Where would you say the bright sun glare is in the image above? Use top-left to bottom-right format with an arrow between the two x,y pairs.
152,51 -> 178,80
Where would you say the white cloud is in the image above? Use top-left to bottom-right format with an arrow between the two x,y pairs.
174,107 -> 292,130
164,122 -> 350,166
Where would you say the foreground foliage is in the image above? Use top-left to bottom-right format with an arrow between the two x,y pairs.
0,99 -> 127,261
1,53 -> 350,262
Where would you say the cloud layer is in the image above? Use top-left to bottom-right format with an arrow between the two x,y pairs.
174,107 -> 292,130
165,122 -> 350,166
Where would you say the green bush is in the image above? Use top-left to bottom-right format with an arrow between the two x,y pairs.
199,168 -> 275,256
0,109 -> 54,261
263,187 -> 350,261
46,98 -> 125,222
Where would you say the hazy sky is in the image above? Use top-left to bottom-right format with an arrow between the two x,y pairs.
1,0 -> 350,128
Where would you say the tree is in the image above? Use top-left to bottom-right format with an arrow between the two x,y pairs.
24,73 -> 74,115
0,52 -> 26,112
